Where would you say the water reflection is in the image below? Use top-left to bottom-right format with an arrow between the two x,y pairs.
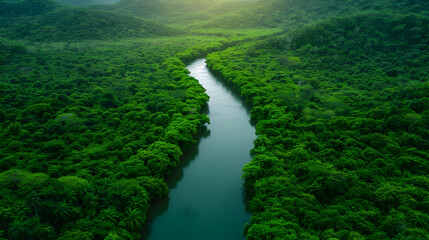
165,126 -> 211,188
141,126 -> 210,239
206,67 -> 254,116
142,59 -> 255,240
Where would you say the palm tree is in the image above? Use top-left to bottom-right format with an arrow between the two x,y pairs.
9,217 -> 29,240
100,207 -> 120,225
81,182 -> 96,196
25,191 -> 41,219
64,189 -> 77,204
255,134 -> 270,148
124,209 -> 145,232
127,196 -> 147,210
82,193 -> 98,210
53,201 -> 71,224
0,230 -> 7,240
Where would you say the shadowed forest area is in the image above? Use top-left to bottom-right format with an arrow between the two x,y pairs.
0,0 -> 428,239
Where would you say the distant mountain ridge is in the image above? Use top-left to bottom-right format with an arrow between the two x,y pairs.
0,0 -> 177,41
0,0 -> 58,16
56,0 -> 120,6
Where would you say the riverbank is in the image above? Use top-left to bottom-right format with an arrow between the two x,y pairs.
142,59 -> 256,240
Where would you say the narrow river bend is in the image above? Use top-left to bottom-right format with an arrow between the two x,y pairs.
143,59 -> 256,240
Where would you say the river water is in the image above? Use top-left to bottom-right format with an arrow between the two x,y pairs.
142,58 -> 255,240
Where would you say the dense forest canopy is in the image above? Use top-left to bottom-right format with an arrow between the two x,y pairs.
1,0 -> 428,239
206,10 -> 429,239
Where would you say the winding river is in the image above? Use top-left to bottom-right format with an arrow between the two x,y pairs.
142,59 -> 256,240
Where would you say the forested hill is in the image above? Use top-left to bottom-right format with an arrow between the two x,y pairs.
178,0 -> 429,30
0,0 -> 58,17
206,8 -> 429,240
56,0 -> 120,6
0,0 -> 176,41
1,0 -> 429,239
2,0 -> 429,40
103,0 -> 169,18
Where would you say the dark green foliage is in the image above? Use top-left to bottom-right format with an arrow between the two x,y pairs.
0,0 -> 58,17
1,0 -> 429,239
0,0 -> 175,41
207,6 -> 429,239
0,38 -> 212,239
23,8 -> 173,41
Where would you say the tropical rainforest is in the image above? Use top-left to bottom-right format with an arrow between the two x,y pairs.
0,0 -> 428,239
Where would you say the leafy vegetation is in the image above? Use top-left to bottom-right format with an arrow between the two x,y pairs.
0,37 -> 218,239
206,9 -> 429,240
0,0 -> 174,41
1,0 -> 428,239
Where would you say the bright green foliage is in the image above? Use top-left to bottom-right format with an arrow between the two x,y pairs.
136,141 -> 182,177
0,36 -> 216,239
207,4 -> 429,239
1,0 -> 429,239
123,209 -> 145,232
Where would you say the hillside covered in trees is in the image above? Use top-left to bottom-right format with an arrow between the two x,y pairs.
207,10 -> 429,239
1,0 -> 428,239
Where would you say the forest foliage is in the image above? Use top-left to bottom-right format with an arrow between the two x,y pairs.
1,0 -> 429,239
206,9 -> 429,240
0,0 -> 176,41
0,37 -> 226,239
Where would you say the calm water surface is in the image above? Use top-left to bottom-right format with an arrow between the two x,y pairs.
143,59 -> 256,240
